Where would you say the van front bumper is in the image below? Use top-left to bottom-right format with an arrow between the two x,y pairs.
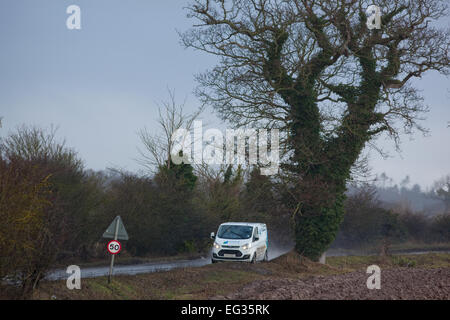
212,253 -> 251,261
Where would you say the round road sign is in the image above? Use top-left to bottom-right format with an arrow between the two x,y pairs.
107,240 -> 122,255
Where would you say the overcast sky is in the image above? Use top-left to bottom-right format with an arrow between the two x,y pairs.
0,0 -> 449,188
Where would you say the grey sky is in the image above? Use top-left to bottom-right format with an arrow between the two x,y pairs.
0,0 -> 449,188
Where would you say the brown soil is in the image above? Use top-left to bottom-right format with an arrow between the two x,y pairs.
218,267 -> 450,300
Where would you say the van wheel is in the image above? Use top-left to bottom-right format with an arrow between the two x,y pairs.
264,250 -> 269,262
251,254 -> 257,264
211,259 -> 217,264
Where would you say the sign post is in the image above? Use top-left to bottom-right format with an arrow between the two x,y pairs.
108,219 -> 119,284
103,216 -> 128,284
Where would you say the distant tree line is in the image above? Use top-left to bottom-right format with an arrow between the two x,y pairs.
333,185 -> 450,251
368,173 -> 450,216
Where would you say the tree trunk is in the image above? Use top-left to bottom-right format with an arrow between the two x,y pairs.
294,193 -> 345,261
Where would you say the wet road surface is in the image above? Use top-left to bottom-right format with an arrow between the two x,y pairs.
46,257 -> 211,281
46,246 -> 290,281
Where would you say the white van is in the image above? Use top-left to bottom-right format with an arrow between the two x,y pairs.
210,222 -> 268,263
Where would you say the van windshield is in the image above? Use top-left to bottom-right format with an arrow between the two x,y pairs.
217,225 -> 253,240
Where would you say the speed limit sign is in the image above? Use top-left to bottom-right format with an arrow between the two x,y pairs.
107,240 -> 122,255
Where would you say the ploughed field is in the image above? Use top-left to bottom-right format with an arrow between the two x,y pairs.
218,267 -> 450,300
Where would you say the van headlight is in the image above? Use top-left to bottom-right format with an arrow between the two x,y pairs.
241,243 -> 251,250
213,242 -> 220,249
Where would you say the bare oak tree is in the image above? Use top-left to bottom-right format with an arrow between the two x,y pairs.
182,0 -> 450,259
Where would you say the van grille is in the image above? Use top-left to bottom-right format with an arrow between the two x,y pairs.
218,250 -> 242,257
222,245 -> 240,248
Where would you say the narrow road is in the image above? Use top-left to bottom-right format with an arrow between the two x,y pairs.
46,245 -> 291,281
46,257 -> 210,281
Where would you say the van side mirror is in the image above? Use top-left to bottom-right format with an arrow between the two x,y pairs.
253,237 -> 259,242
210,232 -> 215,240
